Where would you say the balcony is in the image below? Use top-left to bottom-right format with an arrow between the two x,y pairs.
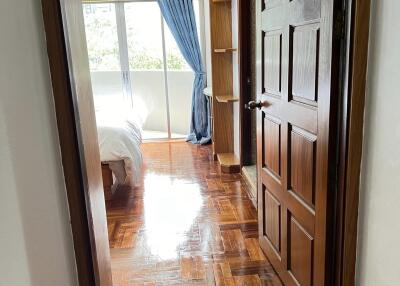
90,70 -> 194,140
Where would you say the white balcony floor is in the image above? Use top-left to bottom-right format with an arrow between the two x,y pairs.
142,130 -> 186,141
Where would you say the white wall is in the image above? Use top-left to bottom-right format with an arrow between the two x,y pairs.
356,1 -> 400,285
0,0 -> 78,285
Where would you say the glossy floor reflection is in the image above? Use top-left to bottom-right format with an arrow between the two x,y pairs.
106,142 -> 282,285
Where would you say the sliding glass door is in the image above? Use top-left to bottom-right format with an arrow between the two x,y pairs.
83,1 -> 203,140
124,2 -> 169,139
83,4 -> 125,108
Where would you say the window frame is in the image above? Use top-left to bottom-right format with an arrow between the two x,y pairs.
83,0 -> 206,140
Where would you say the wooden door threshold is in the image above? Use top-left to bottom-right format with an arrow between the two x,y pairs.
242,165 -> 257,208
217,153 -> 240,173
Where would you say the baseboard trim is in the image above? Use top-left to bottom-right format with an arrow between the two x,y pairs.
242,166 -> 257,209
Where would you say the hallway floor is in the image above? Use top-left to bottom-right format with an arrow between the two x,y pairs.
106,142 -> 282,285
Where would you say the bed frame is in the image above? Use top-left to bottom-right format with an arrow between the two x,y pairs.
101,163 -> 113,199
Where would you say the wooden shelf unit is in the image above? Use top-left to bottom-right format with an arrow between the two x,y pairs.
209,0 -> 239,173
214,48 -> 237,53
215,95 -> 239,103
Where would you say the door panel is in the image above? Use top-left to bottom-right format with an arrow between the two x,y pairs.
264,190 -> 281,252
291,24 -> 320,105
256,0 -> 339,285
288,215 -> 313,286
264,31 -> 282,94
290,128 -> 316,206
263,117 -> 281,176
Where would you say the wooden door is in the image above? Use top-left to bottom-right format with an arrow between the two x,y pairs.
255,0 -> 340,285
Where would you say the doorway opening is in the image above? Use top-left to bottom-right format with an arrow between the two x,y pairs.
240,0 -> 257,204
40,0 -> 371,285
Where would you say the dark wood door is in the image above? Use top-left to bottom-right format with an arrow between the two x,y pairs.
255,0 -> 340,285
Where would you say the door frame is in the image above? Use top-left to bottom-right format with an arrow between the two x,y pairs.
333,0 -> 371,285
238,0 -> 253,167
41,0 -> 111,285
41,0 -> 370,285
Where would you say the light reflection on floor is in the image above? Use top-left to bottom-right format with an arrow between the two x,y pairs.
142,173 -> 203,261
107,143 -> 281,285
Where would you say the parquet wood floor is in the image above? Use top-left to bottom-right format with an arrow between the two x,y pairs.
105,142 -> 282,286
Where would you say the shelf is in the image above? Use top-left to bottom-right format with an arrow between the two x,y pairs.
217,153 -> 240,173
210,0 -> 235,161
215,95 -> 239,103
214,48 -> 237,53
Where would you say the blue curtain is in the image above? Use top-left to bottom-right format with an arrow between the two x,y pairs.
157,0 -> 210,144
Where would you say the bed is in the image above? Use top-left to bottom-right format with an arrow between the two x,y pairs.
96,106 -> 143,193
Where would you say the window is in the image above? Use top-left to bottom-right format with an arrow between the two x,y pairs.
83,4 -> 125,106
84,4 -> 120,71
83,0 -> 204,140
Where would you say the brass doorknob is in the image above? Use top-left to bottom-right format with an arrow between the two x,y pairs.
245,101 -> 263,110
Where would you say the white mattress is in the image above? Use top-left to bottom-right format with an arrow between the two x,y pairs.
96,106 -> 143,188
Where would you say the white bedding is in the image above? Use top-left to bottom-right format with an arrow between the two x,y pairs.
96,107 -> 143,189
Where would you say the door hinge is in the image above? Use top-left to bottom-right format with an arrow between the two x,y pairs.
334,10 -> 346,40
